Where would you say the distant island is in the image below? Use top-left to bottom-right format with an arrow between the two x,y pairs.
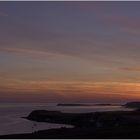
57,103 -> 113,106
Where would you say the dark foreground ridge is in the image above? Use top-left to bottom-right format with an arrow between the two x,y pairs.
1,126 -> 140,139
124,101 -> 140,108
2,107 -> 140,138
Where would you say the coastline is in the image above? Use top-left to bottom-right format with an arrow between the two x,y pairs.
0,103 -> 132,136
1,109 -> 140,138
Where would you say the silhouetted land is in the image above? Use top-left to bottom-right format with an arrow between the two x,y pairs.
1,102 -> 140,139
2,126 -> 140,139
2,106 -> 140,138
57,103 -> 113,106
124,101 -> 140,108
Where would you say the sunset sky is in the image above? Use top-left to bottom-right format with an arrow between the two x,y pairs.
1,2 -> 140,103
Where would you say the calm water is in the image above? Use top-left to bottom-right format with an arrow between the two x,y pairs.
0,103 -> 133,135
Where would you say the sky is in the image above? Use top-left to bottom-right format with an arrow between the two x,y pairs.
1,1 -> 140,103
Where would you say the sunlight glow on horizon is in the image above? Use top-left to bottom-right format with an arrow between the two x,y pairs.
0,1 -> 140,102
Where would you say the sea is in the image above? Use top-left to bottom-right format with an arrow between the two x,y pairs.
0,103 -> 134,135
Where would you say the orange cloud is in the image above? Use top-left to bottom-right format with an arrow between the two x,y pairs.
1,78 -> 140,97
1,77 -> 140,102
120,67 -> 140,72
